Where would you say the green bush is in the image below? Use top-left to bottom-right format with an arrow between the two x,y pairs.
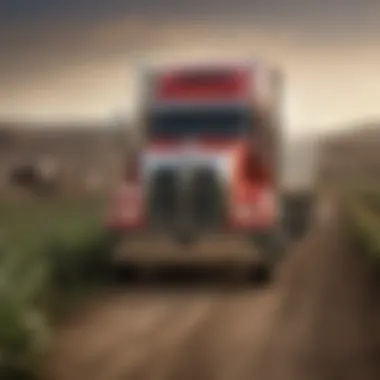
44,224 -> 113,296
0,197 -> 112,378
0,298 -> 50,380
343,193 -> 380,264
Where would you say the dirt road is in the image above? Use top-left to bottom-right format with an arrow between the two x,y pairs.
46,198 -> 380,380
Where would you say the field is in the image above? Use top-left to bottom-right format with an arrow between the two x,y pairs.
43,192 -> 380,380
342,186 -> 380,266
0,188 -> 378,380
0,122 -> 380,379
0,197 -> 113,379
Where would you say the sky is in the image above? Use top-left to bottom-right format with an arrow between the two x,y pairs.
1,0 -> 380,135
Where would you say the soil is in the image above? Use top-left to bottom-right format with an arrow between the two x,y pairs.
44,196 -> 380,380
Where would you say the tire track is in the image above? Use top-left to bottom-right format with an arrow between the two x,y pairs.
49,293 -> 174,378
47,195 -> 380,380
159,288 -> 281,380
253,196 -> 380,380
90,297 -> 213,380
47,291 -> 216,380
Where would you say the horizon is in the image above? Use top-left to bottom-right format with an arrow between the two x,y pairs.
1,2 -> 380,136
1,114 -> 378,143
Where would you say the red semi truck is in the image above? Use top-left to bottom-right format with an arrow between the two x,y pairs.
105,60 -> 310,281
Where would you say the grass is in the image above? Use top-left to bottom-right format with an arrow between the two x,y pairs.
342,189 -> 380,265
0,196 -> 115,379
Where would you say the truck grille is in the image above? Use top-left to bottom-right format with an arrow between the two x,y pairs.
148,168 -> 180,228
188,167 -> 224,229
148,167 -> 224,231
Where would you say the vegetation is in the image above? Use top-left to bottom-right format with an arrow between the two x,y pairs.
0,197 -> 114,379
342,187 -> 380,266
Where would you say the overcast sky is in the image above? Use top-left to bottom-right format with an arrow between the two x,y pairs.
1,0 -> 380,135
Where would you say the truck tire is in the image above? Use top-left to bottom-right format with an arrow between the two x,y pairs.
250,228 -> 287,284
282,193 -> 314,243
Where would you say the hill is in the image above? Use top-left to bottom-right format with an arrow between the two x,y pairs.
0,120 -> 131,196
3,118 -> 376,197
319,121 -> 380,184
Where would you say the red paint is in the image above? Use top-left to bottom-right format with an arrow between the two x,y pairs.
226,145 -> 274,230
106,140 -> 274,233
106,63 -> 278,234
106,184 -> 144,231
154,68 -> 251,102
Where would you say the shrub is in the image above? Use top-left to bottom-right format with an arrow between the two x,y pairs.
343,193 -> 380,265
0,197 -> 111,378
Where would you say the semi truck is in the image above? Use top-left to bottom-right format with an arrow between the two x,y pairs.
105,60 -> 313,282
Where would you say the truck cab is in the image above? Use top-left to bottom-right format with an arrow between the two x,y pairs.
106,60 -> 289,280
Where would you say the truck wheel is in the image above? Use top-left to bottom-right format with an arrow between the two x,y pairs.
282,193 -> 315,243
105,232 -> 134,282
250,229 -> 287,284
250,262 -> 272,285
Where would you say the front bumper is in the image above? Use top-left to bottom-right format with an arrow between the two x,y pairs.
110,231 -> 269,266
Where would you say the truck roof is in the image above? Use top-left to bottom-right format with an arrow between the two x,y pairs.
142,59 -> 278,75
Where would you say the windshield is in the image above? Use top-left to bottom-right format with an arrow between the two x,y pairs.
147,107 -> 250,138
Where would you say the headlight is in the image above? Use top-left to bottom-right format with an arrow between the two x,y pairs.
121,207 -> 139,220
233,204 -> 256,220
259,190 -> 276,214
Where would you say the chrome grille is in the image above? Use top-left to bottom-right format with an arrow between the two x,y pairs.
188,167 -> 224,230
148,167 -> 225,232
148,168 -> 180,228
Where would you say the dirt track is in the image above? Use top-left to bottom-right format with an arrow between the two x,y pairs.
46,198 -> 380,380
